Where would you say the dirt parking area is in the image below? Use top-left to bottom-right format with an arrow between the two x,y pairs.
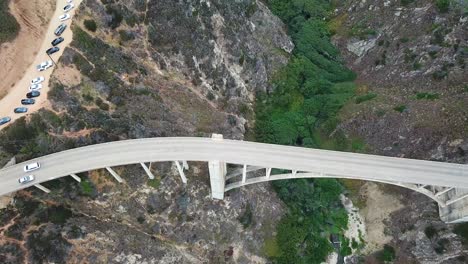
0,0 -> 55,98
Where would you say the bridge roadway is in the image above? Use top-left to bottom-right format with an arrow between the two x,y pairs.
0,137 -> 467,196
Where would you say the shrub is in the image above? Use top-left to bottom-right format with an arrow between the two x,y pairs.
84,19 -> 97,32
48,82 -> 66,101
147,178 -> 160,188
377,245 -> 396,262
80,180 -> 95,197
105,5 -> 123,29
238,203 -> 253,228
95,97 -> 110,111
435,0 -> 450,13
453,222 -> 468,245
0,0 -> 20,44
393,105 -> 406,113
415,92 -> 439,100
355,93 -> 377,104
425,225 -> 437,240
401,0 -> 415,6
119,30 -> 134,42
137,216 -> 145,224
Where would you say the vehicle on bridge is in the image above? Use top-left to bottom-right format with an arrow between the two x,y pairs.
18,175 -> 35,184
24,162 -> 40,172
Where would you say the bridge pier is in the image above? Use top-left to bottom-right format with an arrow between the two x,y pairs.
106,167 -> 123,183
174,161 -> 187,183
140,162 -> 155,179
34,184 -> 51,193
209,134 -> 227,199
70,174 -> 81,182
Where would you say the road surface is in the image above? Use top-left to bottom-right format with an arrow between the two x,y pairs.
0,0 -> 82,128
0,137 -> 466,196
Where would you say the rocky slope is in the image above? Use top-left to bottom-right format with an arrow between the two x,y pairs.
331,0 -> 468,262
0,0 -> 293,262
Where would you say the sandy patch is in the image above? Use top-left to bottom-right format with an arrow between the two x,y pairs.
341,194 -> 366,250
360,182 -> 403,254
0,194 -> 13,209
53,63 -> 82,87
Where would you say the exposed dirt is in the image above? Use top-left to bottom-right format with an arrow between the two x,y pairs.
360,182 -> 404,254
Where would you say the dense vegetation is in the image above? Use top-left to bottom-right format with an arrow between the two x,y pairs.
257,0 -> 359,262
0,0 -> 20,44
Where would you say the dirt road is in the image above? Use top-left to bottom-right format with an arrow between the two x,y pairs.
0,0 -> 82,128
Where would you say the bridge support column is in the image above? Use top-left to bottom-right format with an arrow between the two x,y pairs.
140,163 -> 155,179
242,164 -> 247,183
209,160 -> 227,199
174,161 -> 187,184
182,161 -> 189,170
34,184 -> 50,193
70,174 -> 81,182
106,167 -> 123,183
209,134 -> 227,199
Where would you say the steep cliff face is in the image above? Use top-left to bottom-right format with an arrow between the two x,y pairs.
70,0 -> 293,135
0,0 -> 293,262
329,0 -> 468,262
332,0 -> 467,161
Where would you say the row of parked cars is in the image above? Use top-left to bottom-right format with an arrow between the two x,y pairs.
15,1 -> 76,185
0,1 -> 76,128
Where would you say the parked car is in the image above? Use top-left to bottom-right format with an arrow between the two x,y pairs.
0,117 -> 11,126
46,46 -> 60,55
24,162 -> 40,172
26,91 -> 40,98
31,76 -> 45,85
54,23 -> 67,36
29,84 -> 42,91
51,37 -> 64,46
59,14 -> 70,21
63,4 -> 74,12
18,175 -> 35,184
21,99 -> 35,105
36,60 -> 53,71
14,107 -> 28,114
67,0 -> 73,3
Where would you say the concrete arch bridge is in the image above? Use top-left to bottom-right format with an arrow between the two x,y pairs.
0,134 -> 466,223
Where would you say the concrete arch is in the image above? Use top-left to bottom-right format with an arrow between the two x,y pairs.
0,135 -> 467,222
225,171 -> 447,207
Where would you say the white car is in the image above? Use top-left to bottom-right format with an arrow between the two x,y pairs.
24,162 -> 40,172
36,61 -> 53,71
67,0 -> 73,3
29,84 -> 43,91
59,14 -> 70,21
18,175 -> 35,184
64,3 -> 74,12
31,76 -> 45,85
